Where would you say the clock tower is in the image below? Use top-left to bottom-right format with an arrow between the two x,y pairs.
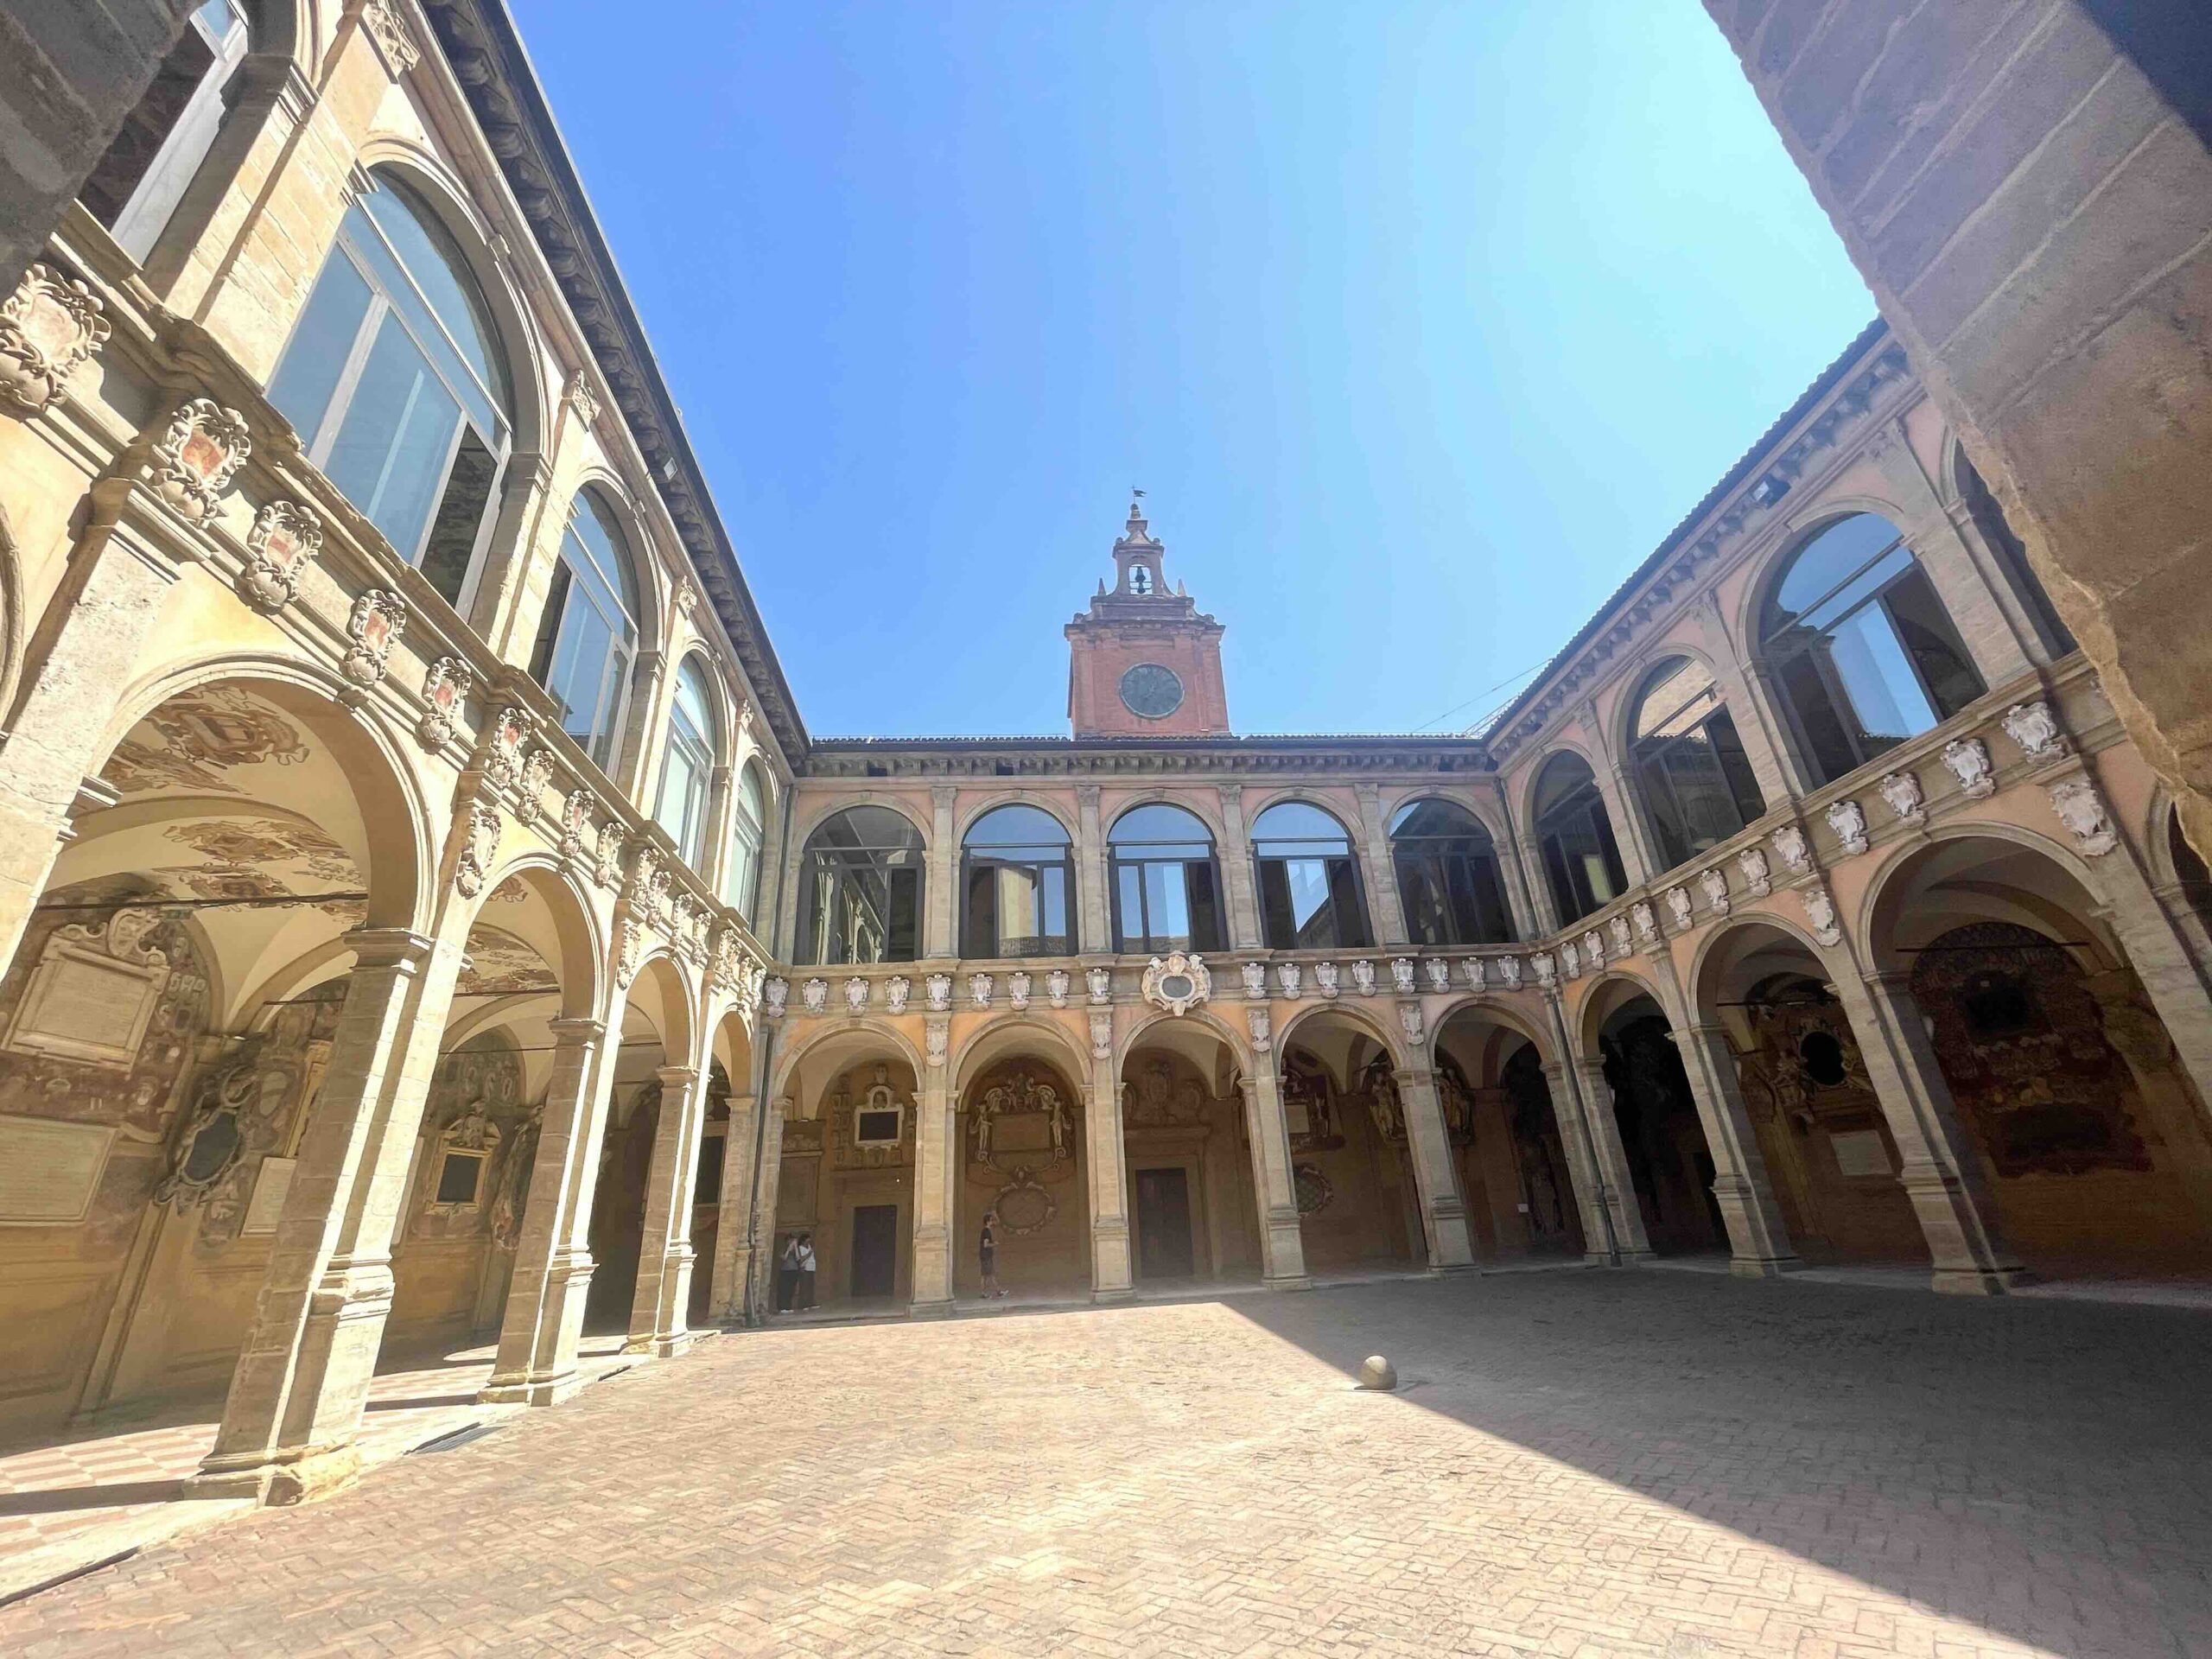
1065,498 -> 1230,738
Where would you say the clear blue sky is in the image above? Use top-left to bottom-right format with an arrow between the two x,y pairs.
516,1 -> 1876,739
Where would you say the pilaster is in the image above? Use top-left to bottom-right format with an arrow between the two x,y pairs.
1235,1068 -> 1311,1289
1085,1043 -> 1135,1300
627,1064 -> 708,1357
909,1057 -> 956,1316
1394,1065 -> 1475,1270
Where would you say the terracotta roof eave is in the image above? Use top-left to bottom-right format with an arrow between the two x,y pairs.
809,733 -> 1493,750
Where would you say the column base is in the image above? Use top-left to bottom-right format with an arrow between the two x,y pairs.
1090,1286 -> 1135,1305
477,1369 -> 582,1408
1930,1265 -> 2038,1296
189,1442 -> 361,1508
1262,1274 -> 1313,1293
1729,1254 -> 1804,1279
908,1297 -> 955,1319
1586,1248 -> 1656,1267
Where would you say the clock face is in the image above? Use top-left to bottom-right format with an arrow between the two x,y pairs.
1119,663 -> 1185,719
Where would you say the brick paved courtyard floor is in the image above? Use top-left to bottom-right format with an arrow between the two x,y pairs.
5,1268 -> 2210,1657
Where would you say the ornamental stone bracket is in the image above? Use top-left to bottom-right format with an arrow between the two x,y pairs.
2046,773 -> 2118,857
1140,952 -> 1211,1017
0,262 -> 111,417
453,799 -> 502,899
338,588 -> 407,703
145,397 -> 251,524
235,499 -> 323,613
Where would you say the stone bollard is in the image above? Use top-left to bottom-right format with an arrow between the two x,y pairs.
1356,1355 -> 1397,1391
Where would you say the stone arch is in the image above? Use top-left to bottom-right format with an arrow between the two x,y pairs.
1605,640 -> 1730,768
791,791 -> 933,852
1382,785 -> 1512,849
951,1014 -> 1093,1098
1103,789 -> 1229,846
1736,493 -> 1922,649
1425,995 -> 1553,1066
623,948 -> 698,1071
1243,786 -> 1361,830
562,467 -> 668,652
954,791 -> 1079,845
767,1018 -> 927,1107
1517,739 -> 1608,831
1574,967 -> 1667,1057
1116,1005 -> 1255,1078
1859,820 -> 2113,976
466,853 -> 607,1022
1274,1000 -> 1408,1073
1688,911 -> 1856,1014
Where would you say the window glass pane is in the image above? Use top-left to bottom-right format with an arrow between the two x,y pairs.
1279,856 -> 1335,947
1145,860 -> 1191,947
964,865 -> 998,957
417,425 -> 495,605
1390,798 -> 1485,840
993,865 -> 1041,952
886,868 -> 919,960
1039,864 -> 1070,949
1116,863 -> 1145,947
1327,857 -> 1370,947
1631,658 -> 1719,742
1399,854 -> 1448,946
1185,861 -> 1223,952
268,244 -> 373,443
322,313 -> 461,563
1825,600 -> 1937,752
1109,803 -> 1213,852
1251,801 -> 1349,849
1534,754 -> 1597,818
543,579 -> 617,751
1777,652 -> 1864,785
359,176 -> 508,413
966,804 -> 1070,848
1769,514 -> 1905,630
1885,567 -> 1986,719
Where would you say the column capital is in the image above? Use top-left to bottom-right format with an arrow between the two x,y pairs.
1861,969 -> 1917,995
341,927 -> 438,969
548,1016 -> 607,1045
656,1064 -> 702,1090
1393,1065 -> 1437,1088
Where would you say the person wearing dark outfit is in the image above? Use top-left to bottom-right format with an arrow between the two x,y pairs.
795,1232 -> 817,1311
776,1234 -> 800,1313
979,1213 -> 1004,1299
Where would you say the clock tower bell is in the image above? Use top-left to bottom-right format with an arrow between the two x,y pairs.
1065,498 -> 1230,738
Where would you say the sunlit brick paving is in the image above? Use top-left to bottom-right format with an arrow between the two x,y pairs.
7,1270 -> 2210,1658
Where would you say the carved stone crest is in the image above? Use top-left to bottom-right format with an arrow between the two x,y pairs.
341,588 -> 408,690
1770,822 -> 1812,874
1046,969 -> 1070,1007
1140,952 -> 1212,1017
926,1017 -> 950,1068
1533,950 -> 1557,989
886,975 -> 911,1014
454,799 -> 502,899
926,972 -> 951,1012
1496,955 -> 1522,991
1632,899 -> 1659,947
1086,966 -> 1112,1004
361,0 -> 421,75
1942,736 -> 1997,799
1700,866 -> 1731,917
1241,960 -> 1267,999
1090,1008 -> 1114,1059
0,262 -> 111,416
1558,939 -> 1580,979
969,972 -> 993,1010
614,917 -> 645,988
1800,884 -> 1842,947
762,976 -> 788,1020
2047,776 -> 2117,856
1737,845 -> 1770,898
1350,958 -> 1377,996
1665,885 -> 1694,929
1248,1006 -> 1272,1053
1582,928 -> 1605,969
416,657 -> 473,751
1608,916 -> 1634,959
482,707 -> 530,791
518,747 -> 556,812
1878,769 -> 1924,825
1424,957 -> 1452,993
844,976 -> 869,1014
802,977 -> 829,1015
1008,970 -> 1032,1011
1277,961 -> 1303,1000
148,397 -> 251,521
594,821 -> 626,890
2001,699 -> 2065,761
1463,956 -> 1487,991
559,790 -> 593,864
1315,961 -> 1340,999
1389,957 -> 1417,995
1826,797 -> 1870,856
565,368 -> 600,428
237,499 -> 322,612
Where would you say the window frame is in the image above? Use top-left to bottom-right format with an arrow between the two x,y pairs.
1531,754 -> 1628,926
1107,803 -> 1225,956
798,806 -> 926,967
959,804 -> 1077,959
1389,798 -> 1515,947
1625,657 -> 1767,873
656,656 -> 720,872
88,0 -> 255,264
528,487 -> 642,772
728,761 -> 767,921
1250,801 -> 1372,952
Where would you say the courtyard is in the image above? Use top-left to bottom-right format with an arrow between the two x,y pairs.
4,1269 -> 2209,1658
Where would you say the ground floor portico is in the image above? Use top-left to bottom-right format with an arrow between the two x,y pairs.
7,1269 -> 2209,1656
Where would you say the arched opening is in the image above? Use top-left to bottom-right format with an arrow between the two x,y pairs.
1955,448 -> 2076,658
79,0 -> 256,263
772,1039 -> 918,1316
1872,834 -> 2212,1277
1390,798 -> 1513,946
958,1050 -> 1088,1302
1693,923 -> 1927,1267
1107,803 -> 1224,954
1251,800 -> 1371,950
961,804 -> 1074,959
0,676 -> 420,1440
654,655 -> 720,872
686,1006 -> 753,1326
1532,753 -> 1626,926
1275,1010 -> 1421,1273
578,954 -> 692,1335
267,167 -> 514,602
1625,656 -> 1765,873
1758,513 -> 1985,786
798,806 -> 924,965
728,762 -> 767,922
1118,1023 -> 1263,1287
528,489 -> 641,770
1433,1007 -> 1583,1260
1590,988 -> 1726,1256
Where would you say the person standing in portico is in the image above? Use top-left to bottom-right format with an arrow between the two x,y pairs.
980,1211 -> 1003,1299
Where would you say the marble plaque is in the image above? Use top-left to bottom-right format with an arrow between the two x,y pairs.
1829,1128 -> 1892,1179
242,1155 -> 297,1234
0,1114 -> 113,1224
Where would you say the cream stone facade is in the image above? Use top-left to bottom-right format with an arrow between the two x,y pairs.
2,0 -> 2211,1522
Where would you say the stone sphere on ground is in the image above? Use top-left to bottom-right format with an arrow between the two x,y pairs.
1357,1355 -> 1397,1391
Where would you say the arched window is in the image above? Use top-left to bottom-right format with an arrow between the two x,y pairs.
800,807 -> 923,965
1627,657 -> 1766,871
1956,451 -> 2076,658
267,168 -> 512,601
1108,804 -> 1224,955
527,490 -> 639,768
1533,753 -> 1626,926
1390,799 -> 1512,946
655,657 -> 719,870
961,805 -> 1074,958
1759,513 -> 1985,785
1252,801 -> 1371,950
728,762 -> 766,921
80,0 -> 253,261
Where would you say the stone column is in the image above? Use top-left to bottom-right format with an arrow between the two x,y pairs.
1353,782 -> 1408,945
1839,972 -> 2030,1294
1570,1055 -> 1658,1262
1394,1064 -> 1476,1270
1216,785 -> 1262,950
706,1091 -> 758,1321
1085,1020 -> 1134,1300
1600,760 -> 1660,887
626,1064 -> 708,1357
1539,1061 -> 1626,1262
0,496 -> 199,975
747,1096 -> 791,1316
1675,1022 -> 1802,1276
1234,1063 -> 1310,1289
1516,835 -> 1564,937
924,784 -> 958,958
193,927 -> 459,1504
2083,838 -> 2212,1121
1490,803 -> 1542,943
1074,785 -> 1109,953
909,1057 -> 956,1316
481,1015 -> 618,1403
